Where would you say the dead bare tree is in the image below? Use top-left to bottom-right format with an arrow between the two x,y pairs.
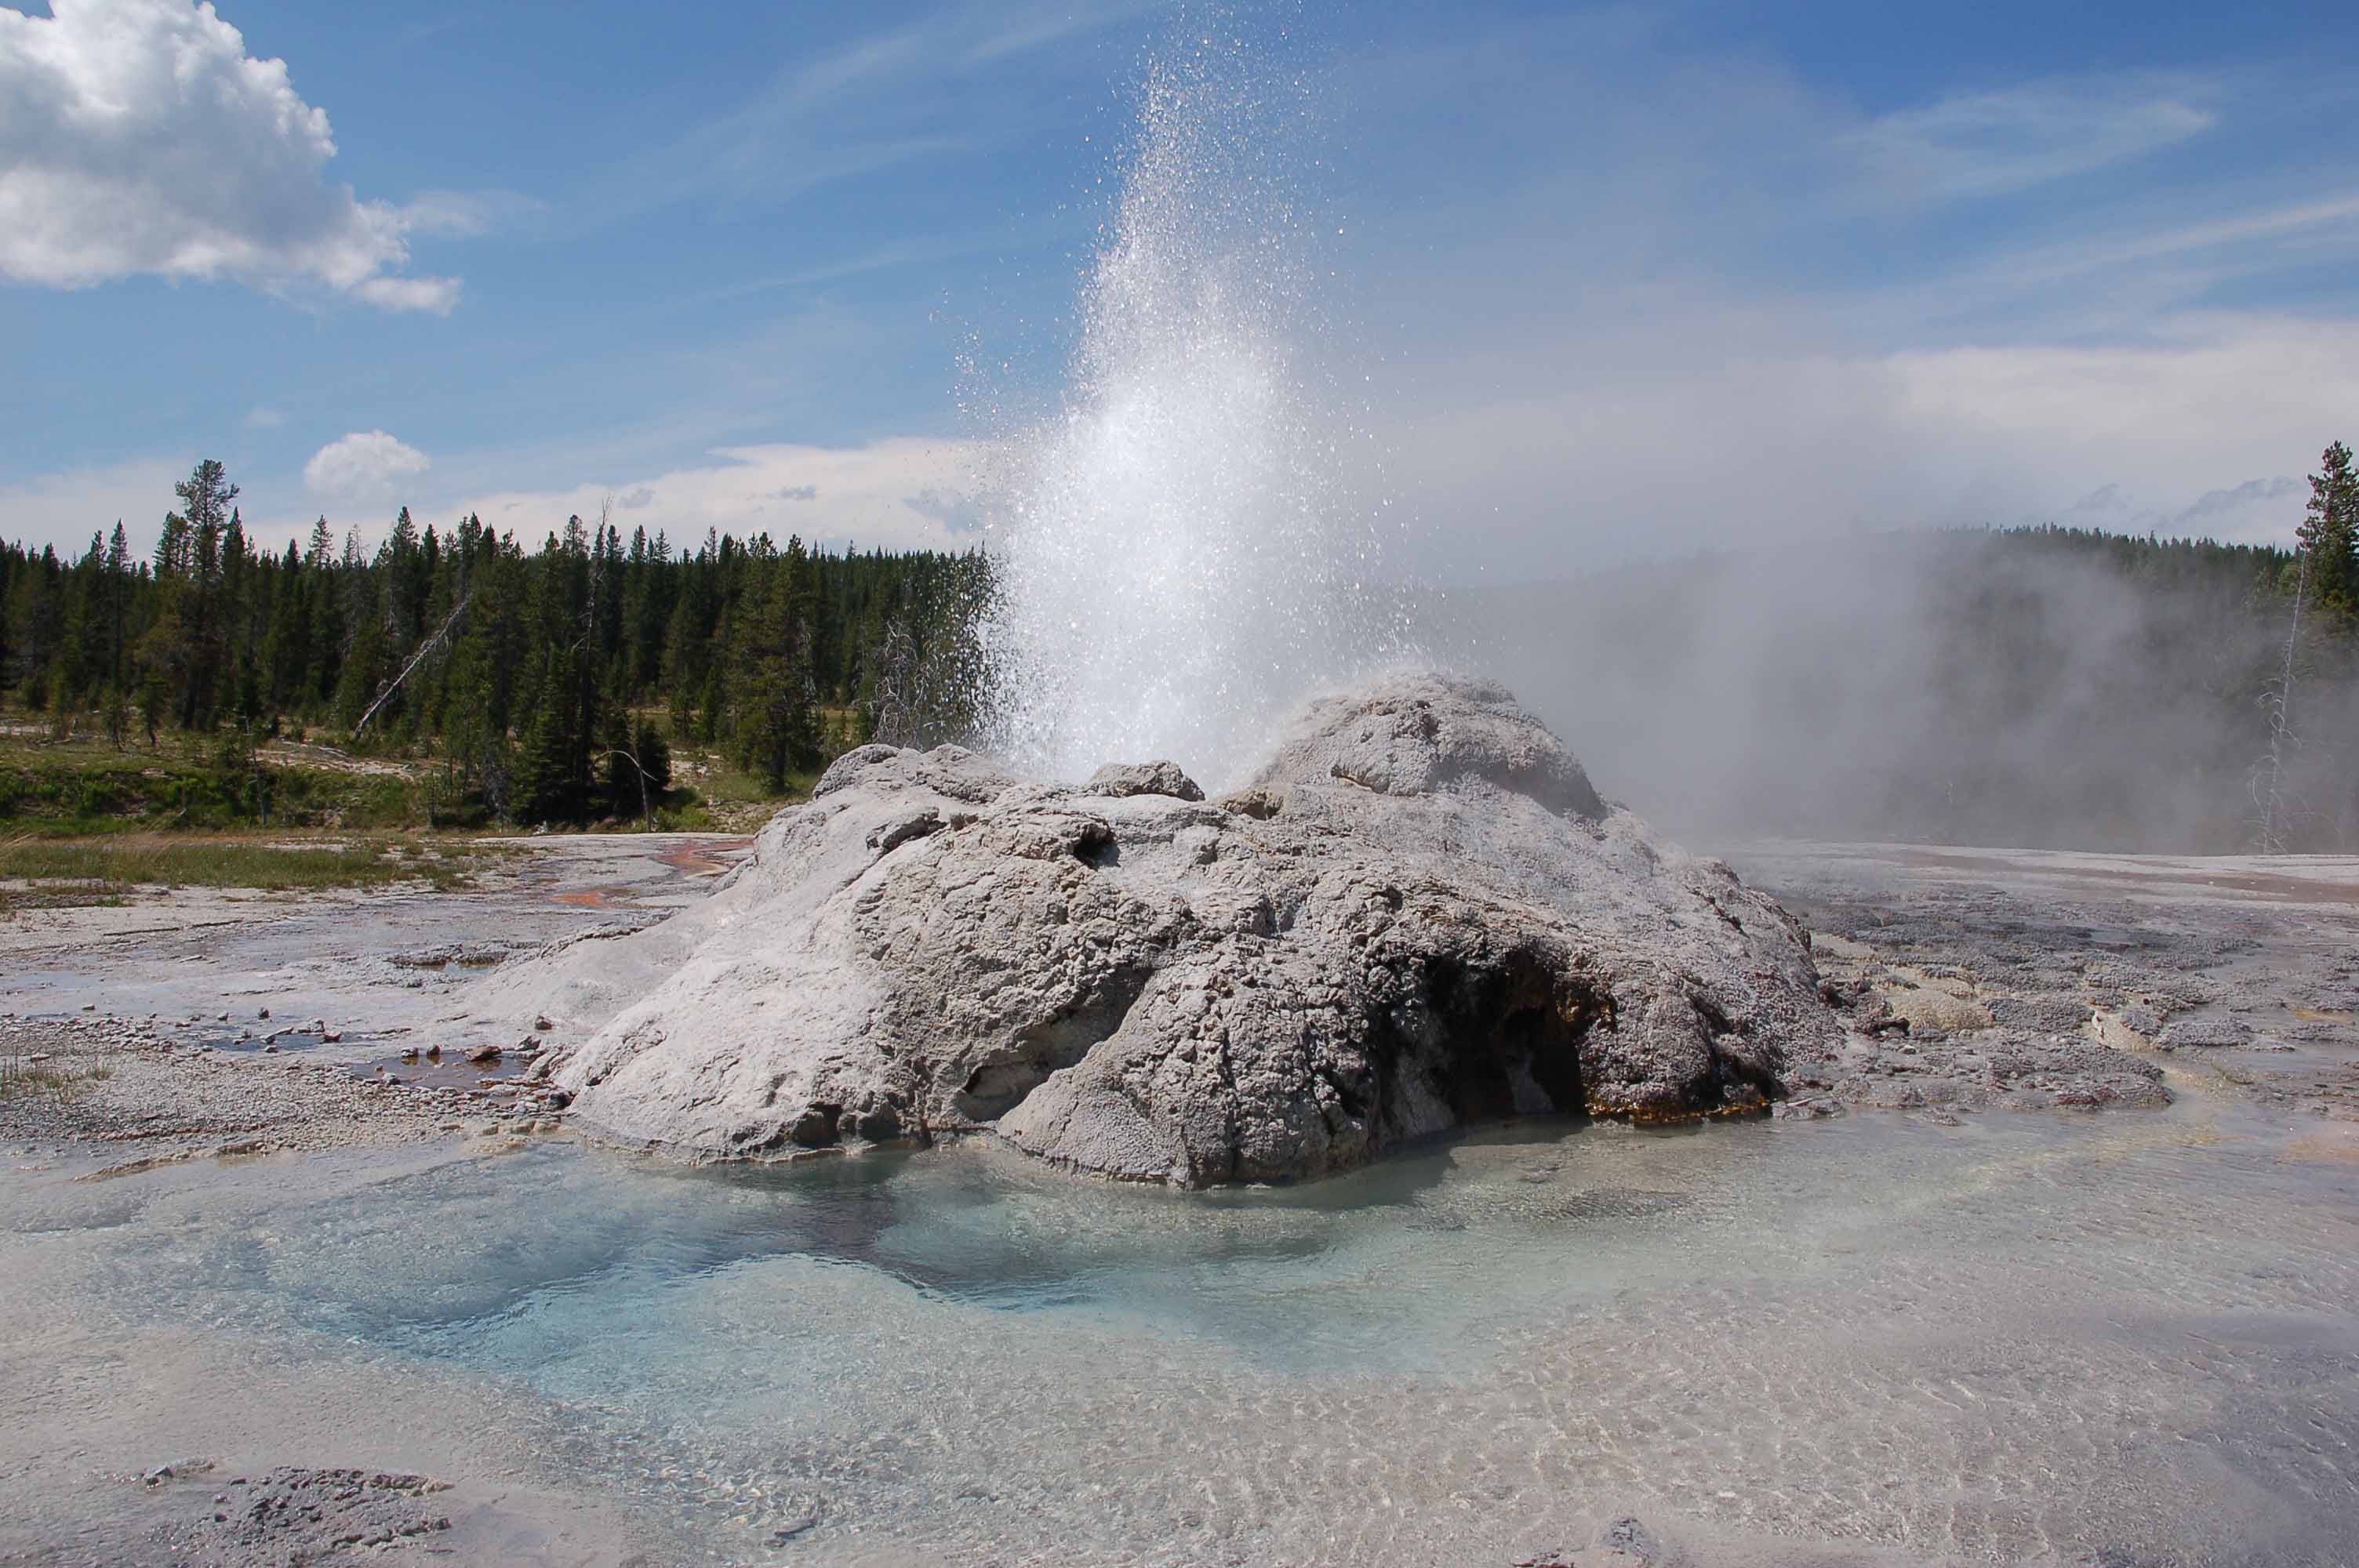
2255,545 -> 2310,855
598,746 -> 661,832
354,590 -> 473,738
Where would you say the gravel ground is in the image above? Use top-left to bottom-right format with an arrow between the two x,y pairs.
0,1011 -> 571,1171
1739,840 -> 2359,1128
0,835 -> 755,1174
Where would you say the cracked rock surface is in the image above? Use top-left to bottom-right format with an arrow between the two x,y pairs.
465,675 -> 1841,1186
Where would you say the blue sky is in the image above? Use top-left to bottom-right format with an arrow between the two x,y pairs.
3,0 -> 2356,575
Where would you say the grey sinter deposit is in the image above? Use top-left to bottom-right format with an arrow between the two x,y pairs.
465,675 -> 1841,1186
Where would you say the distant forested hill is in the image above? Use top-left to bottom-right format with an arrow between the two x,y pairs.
0,460 -> 987,826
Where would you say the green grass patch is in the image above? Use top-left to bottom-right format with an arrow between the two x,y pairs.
0,746 -> 430,835
0,835 -> 507,907
0,704 -> 822,837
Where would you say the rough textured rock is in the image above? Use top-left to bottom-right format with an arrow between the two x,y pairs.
1080,760 -> 1205,801
2156,1015 -> 2254,1050
187,1468 -> 453,1562
1988,994 -> 2093,1033
468,675 -> 1841,1187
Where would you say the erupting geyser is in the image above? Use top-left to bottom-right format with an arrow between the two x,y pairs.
979,32 -> 1398,789
458,32 -> 1845,1185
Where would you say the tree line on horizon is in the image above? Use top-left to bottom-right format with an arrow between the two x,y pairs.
0,445 -> 2354,839
0,459 -> 989,826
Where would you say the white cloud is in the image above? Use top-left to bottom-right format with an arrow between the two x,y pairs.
458,439 -> 987,550
304,430 -> 430,502
243,405 -> 286,430
1365,310 -> 2359,580
0,455 -> 187,554
0,0 -> 460,310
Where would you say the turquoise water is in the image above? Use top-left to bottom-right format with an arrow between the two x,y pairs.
8,1106 -> 2357,1565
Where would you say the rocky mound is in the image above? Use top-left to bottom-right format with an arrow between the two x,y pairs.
465,674 -> 1841,1187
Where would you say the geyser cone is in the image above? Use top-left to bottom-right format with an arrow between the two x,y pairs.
467,676 -> 1842,1189
980,29 -> 1396,790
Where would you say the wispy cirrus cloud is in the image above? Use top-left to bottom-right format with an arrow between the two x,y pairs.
394,188 -> 548,241
1841,72 -> 2221,201
600,0 -> 1165,219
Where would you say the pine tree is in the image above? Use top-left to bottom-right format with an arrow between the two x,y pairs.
103,521 -> 131,745
333,564 -> 391,732
728,539 -> 822,791
2297,441 -> 2359,615
261,541 -> 306,716
512,648 -> 590,824
52,535 -> 104,724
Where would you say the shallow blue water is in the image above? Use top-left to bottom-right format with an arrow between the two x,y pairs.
9,1107 -> 2358,1566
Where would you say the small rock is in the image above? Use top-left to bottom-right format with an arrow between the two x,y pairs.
768,1510 -> 820,1544
1602,1516 -> 1663,1563
534,1015 -> 553,1032
1080,759 -> 1205,801
321,1030 -> 343,1044
466,1044 -> 503,1065
257,1007 -> 271,1020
